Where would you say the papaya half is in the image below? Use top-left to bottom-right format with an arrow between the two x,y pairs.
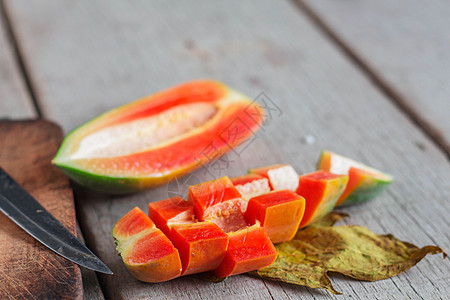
52,80 -> 264,193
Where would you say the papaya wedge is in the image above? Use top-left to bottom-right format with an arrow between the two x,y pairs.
112,207 -> 182,283
317,150 -> 393,206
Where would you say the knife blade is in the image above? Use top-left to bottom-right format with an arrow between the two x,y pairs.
0,167 -> 113,274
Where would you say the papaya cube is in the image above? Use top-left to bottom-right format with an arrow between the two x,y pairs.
231,174 -> 271,212
296,171 -> 348,228
170,222 -> 229,275
112,207 -> 182,283
188,176 -> 242,220
244,190 -> 305,243
148,196 -> 196,235
249,164 -> 299,192
213,223 -> 277,277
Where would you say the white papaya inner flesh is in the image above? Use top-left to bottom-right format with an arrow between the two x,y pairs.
70,102 -> 217,159
235,178 -> 271,212
328,153 -> 392,181
204,199 -> 247,233
268,165 -> 299,191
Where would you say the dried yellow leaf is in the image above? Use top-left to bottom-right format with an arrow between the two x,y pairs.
257,212 -> 446,294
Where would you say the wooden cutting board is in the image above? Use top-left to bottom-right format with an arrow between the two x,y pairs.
0,120 -> 82,299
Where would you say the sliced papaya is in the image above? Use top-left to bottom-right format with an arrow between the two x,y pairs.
203,199 -> 248,233
112,207 -> 182,282
296,171 -> 348,228
188,176 -> 247,232
317,150 -> 393,206
230,174 -> 271,211
249,164 -> 299,191
213,223 -> 277,277
188,176 -> 242,220
245,190 -> 305,243
169,222 -> 228,275
112,206 -> 155,239
230,174 -> 267,187
52,80 -> 264,193
148,196 -> 196,236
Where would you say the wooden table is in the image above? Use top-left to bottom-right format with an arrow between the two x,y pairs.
1,1 -> 449,299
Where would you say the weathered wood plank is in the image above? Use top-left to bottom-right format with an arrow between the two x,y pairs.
0,4 -> 34,118
5,0 -> 449,299
297,0 -> 450,155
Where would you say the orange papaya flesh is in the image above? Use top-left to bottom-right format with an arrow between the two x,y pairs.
249,164 -> 299,191
121,230 -> 182,283
230,174 -> 266,186
148,196 -> 196,236
249,164 -> 286,178
188,176 -> 242,221
244,190 -> 305,243
231,174 -> 271,212
213,223 -> 277,278
52,80 -> 264,193
112,207 -> 182,283
296,171 -> 348,228
169,222 -> 228,275
98,79 -> 226,128
317,150 -> 393,206
112,207 -> 155,239
336,167 -> 368,205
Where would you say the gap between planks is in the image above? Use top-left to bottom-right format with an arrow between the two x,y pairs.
291,0 -> 450,160
73,184 -> 109,300
0,0 -> 42,118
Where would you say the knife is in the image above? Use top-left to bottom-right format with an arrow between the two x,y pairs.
0,167 -> 113,274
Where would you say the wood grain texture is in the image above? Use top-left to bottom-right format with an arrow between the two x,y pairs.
0,5 -> 35,118
0,120 -> 82,299
298,0 -> 450,154
4,0 -> 450,299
